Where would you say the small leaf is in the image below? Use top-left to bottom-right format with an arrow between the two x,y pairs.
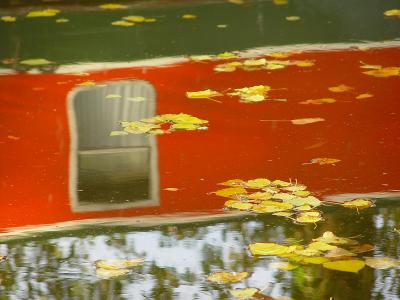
56,18 -> 69,23
384,9 -> 400,16
95,258 -> 144,270
109,131 -> 128,136
190,55 -> 213,61
293,190 -> 311,197
248,192 -> 273,200
224,200 -> 253,210
20,58 -> 52,66
26,9 -> 60,17
217,51 -> 238,59
328,84 -> 353,92
1,16 -> 16,22
230,288 -> 259,300
123,15 -> 145,22
325,247 -> 356,258
313,231 -> 355,245
363,67 -> 400,77
308,241 -> 337,252
207,271 -> 248,284
302,257 -> 330,265
99,3 -> 127,9
295,211 -> 323,224
322,259 -> 365,273
182,14 -> 197,19
364,257 -> 399,269
342,198 -> 374,209
218,179 -> 244,186
186,89 -> 222,99
170,123 -> 200,130
269,261 -> 298,271
244,178 -> 271,189
273,212 -> 293,217
291,118 -> 325,125
310,158 -> 341,165
96,268 -> 129,279
163,188 -> 179,192
286,16 -> 301,21
111,20 -> 135,27
300,98 -> 336,105
215,187 -> 247,197
356,93 -> 373,99
249,243 -> 292,256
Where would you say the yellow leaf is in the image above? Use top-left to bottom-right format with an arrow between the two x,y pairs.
328,84 -> 353,92
95,258 -> 144,270
230,288 -> 259,300
182,14 -> 197,19
271,179 -> 292,187
109,131 -> 128,136
269,261 -> 298,271
144,18 -> 157,23
245,178 -> 271,189
99,3 -> 127,9
342,198 -> 374,209
1,16 -> 16,22
308,241 -> 337,252
228,0 -> 245,4
219,179 -> 244,186
20,58 -> 52,66
295,60 -> 315,67
96,268 -> 129,279
295,205 -> 313,211
284,184 -> 307,192
265,63 -> 286,70
293,190 -> 311,197
207,271 -> 248,284
355,93 -> 373,99
300,98 -> 336,105
170,123 -> 200,131
217,51 -> 238,59
310,158 -> 341,165
224,200 -> 253,210
122,121 -> 160,134
286,196 -> 321,207
272,193 -> 296,201
364,257 -> 399,269
363,67 -> 400,77
214,64 -> 237,72
273,211 -> 293,217
111,20 -> 135,27
243,58 -> 267,66
267,52 -> 293,59
291,118 -> 325,125
78,81 -> 96,86
294,248 -> 321,257
384,9 -> 400,16
123,15 -> 145,22
217,24 -> 228,28
322,259 -> 365,273
190,55 -> 213,61
56,18 -> 69,23
164,188 -> 179,192
325,247 -> 356,258
249,243 -> 292,256
252,201 -> 293,213
295,211 -> 323,223
313,231 -> 354,245
27,9 -> 60,17
161,113 -> 208,124
273,0 -> 288,5
248,192 -> 273,200
149,129 -> 165,135
215,187 -> 247,197
302,257 -> 330,264
286,16 -> 300,21
186,89 -> 222,99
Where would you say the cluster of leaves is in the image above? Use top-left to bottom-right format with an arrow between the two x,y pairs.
361,62 -> 400,78
110,113 -> 209,136
95,258 -> 144,279
249,231 -> 400,273
214,178 -> 374,225
111,15 -> 157,27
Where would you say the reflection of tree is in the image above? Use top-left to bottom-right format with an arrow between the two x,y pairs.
0,202 -> 399,298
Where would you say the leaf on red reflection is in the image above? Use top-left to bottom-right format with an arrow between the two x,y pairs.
163,188 -> 180,192
77,81 -> 97,86
56,18 -> 69,23
291,118 -> 325,125
384,9 -> 400,16
266,52 -> 293,59
342,198 -> 374,209
294,60 -> 315,67
219,179 -> 245,187
309,158 -> 341,165
328,84 -> 353,92
227,85 -> 271,103
99,3 -> 127,9
217,51 -> 239,59
363,67 -> 400,77
355,93 -> 373,99
300,98 -> 336,105
190,55 -> 214,61
207,271 -> 249,284
186,89 -> 222,99
7,135 -> 20,140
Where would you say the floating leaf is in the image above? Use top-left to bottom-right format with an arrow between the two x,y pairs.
123,15 -> 145,22
78,81 -> 96,86
272,179 -> 292,187
364,257 -> 399,269
308,241 -> 337,252
163,188 -> 179,192
295,211 -> 323,223
285,196 -> 321,207
219,179 -> 244,186
215,187 -> 247,197
190,55 -> 213,61
273,212 -> 293,218
273,0 -> 288,5
294,248 -> 321,257
291,118 -> 325,125
99,3 -> 127,9
328,84 -> 353,92
272,193 -> 296,201
170,123 -> 201,131
1,16 -> 16,22
248,192 -> 273,200
122,121 -> 159,134
384,9 -> 400,16
109,131 -> 128,136
363,67 -> 400,77
217,51 -> 238,59
161,113 -> 208,124
286,16 -> 301,21
96,268 -> 129,279
355,93 -> 373,99
127,96 -> 146,102
244,178 -> 271,189
27,9 -> 60,17
313,231 -> 355,245
243,58 -> 267,66
265,63 -> 286,70
230,288 -> 259,300
293,190 -> 311,197
20,58 -> 52,66
111,20 -> 134,27
95,258 -> 144,270
284,184 -> 307,192
217,24 -> 227,28
269,261 -> 298,271
56,18 -> 69,23
228,85 -> 271,103
325,247 -> 356,258
228,0 -> 244,4
295,205 -> 313,211
350,244 -> 374,254
186,89 -> 222,99
323,259 -> 365,273
295,60 -> 315,67
224,200 -> 253,210
267,52 -> 293,59
207,271 -> 248,284
252,201 -> 293,213
300,98 -> 336,105
182,14 -> 197,19
342,198 -> 374,209
144,18 -> 157,23
302,257 -> 330,265
249,243 -> 292,256
310,158 -> 341,165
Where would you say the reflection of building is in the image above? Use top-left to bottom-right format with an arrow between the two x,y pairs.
68,80 -> 159,212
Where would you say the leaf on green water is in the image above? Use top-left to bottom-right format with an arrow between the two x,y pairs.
363,67 -> 400,77
364,257 -> 399,269
325,247 -> 356,258
294,248 -> 321,257
26,9 -> 60,17
111,20 -> 135,27
302,257 -> 330,264
291,118 -> 325,125
228,0 -> 244,4
310,157 -> 341,165
144,18 -> 157,23
224,200 -> 253,210
350,244 -> 375,254
295,211 -> 323,224
123,15 -> 145,22
384,9 -> 400,16
207,271 -> 248,284
186,89 -> 222,99
217,24 -> 227,28
249,243 -> 293,256
273,211 -> 294,218
109,131 -> 128,136
182,14 -> 197,19
96,268 -> 130,279
355,93 -> 373,99
95,258 -> 144,270
308,241 -> 337,252
313,231 -> 355,245
215,187 -> 247,197
1,16 -> 16,22
230,288 -> 259,300
269,261 -> 298,271
328,84 -> 353,92
56,18 -> 69,23
286,16 -> 301,21
300,98 -> 336,105
99,3 -> 127,9
244,178 -> 271,189
322,259 -> 365,273
342,198 -> 374,209
20,58 -> 53,66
